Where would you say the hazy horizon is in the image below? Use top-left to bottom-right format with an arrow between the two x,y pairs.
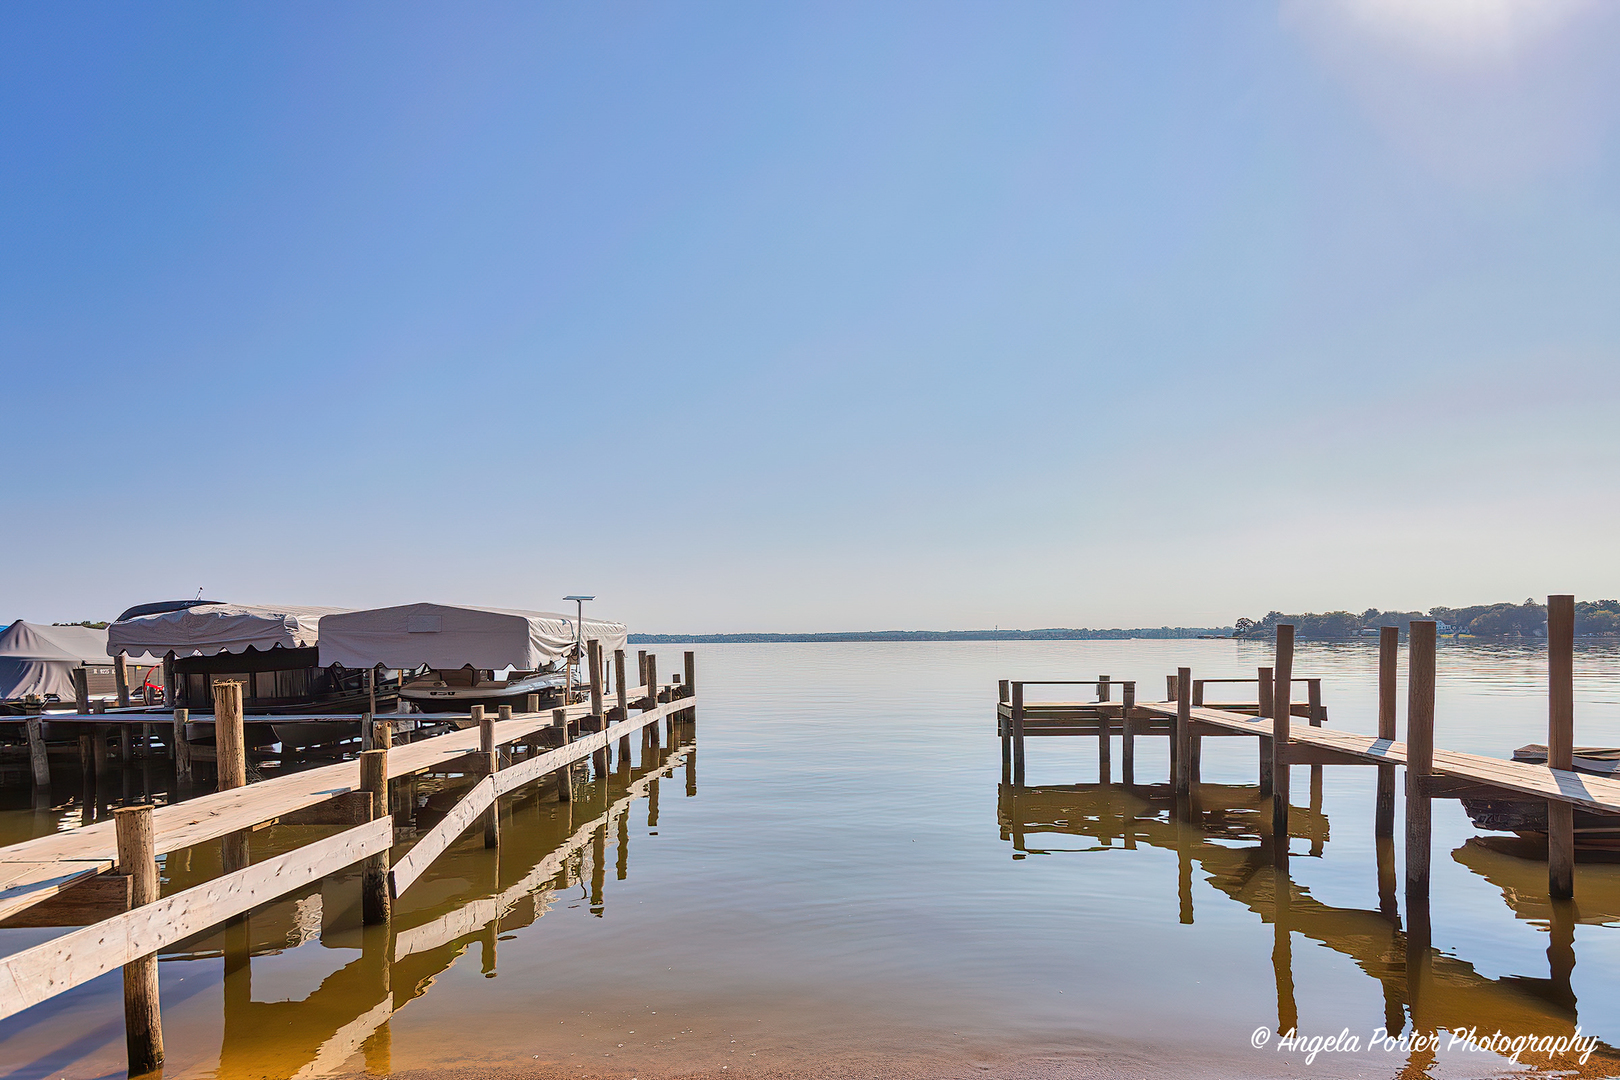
4,1 -> 1618,632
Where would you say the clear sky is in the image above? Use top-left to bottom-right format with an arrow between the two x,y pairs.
3,1 -> 1618,632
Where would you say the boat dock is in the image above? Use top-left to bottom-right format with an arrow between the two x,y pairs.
0,643 -> 696,1077
997,596 -> 1620,917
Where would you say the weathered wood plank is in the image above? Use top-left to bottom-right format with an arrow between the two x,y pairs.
0,817 -> 391,1021
0,873 -> 131,928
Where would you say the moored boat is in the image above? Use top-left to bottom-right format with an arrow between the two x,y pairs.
1462,744 -> 1620,854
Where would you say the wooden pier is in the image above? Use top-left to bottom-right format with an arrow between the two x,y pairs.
997,597 -> 1620,911
0,644 -> 697,1077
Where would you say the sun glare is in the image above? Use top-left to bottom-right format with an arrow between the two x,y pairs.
1329,0 -> 1595,61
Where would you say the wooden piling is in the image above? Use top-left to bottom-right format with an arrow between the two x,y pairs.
1375,627 -> 1398,840
1166,674 -> 1177,702
615,648 -> 631,760
1272,626 -> 1295,862
1405,621 -> 1436,912
684,650 -> 696,725
525,692 -> 541,713
115,652 -> 131,709
588,640 -> 607,777
1547,594 -> 1575,899
1011,681 -> 1025,784
1121,681 -> 1136,785
646,655 -> 660,749
553,708 -> 572,801
119,725 -> 133,764
359,749 -> 391,924
1097,675 -> 1112,780
475,706 -> 499,849
26,715 -> 49,789
171,709 -> 191,783
214,680 -> 247,792
115,805 -> 163,1074
1174,668 -> 1192,797
998,679 -> 1009,704
72,666 -> 90,715
1257,667 -> 1274,797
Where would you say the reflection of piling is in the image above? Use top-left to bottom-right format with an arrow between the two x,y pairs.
1272,866 -> 1297,1037
1375,627 -> 1397,839
1404,621 -> 1436,916
1547,594 -> 1575,899
115,804 -> 163,1075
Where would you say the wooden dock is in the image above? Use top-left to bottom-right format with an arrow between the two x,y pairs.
996,597 -> 1620,914
0,643 -> 698,1078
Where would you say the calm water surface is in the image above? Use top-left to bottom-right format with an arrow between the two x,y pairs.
4,640 -> 1620,1079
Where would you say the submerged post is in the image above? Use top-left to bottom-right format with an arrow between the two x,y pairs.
115,805 -> 163,1075
1174,668 -> 1192,797
1272,626 -> 1295,862
1405,621 -> 1437,913
1375,627 -> 1398,839
1257,667 -> 1274,797
360,749 -> 391,924
1548,594 -> 1575,900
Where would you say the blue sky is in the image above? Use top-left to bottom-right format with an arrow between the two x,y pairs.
3,1 -> 1618,631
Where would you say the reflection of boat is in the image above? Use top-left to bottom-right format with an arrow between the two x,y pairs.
399,667 -> 568,713
1461,744 -> 1620,853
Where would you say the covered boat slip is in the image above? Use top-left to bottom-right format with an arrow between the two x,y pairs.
317,603 -> 628,670
0,621 -> 158,705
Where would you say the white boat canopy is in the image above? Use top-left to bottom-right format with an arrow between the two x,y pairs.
0,621 -> 111,700
317,603 -> 629,671
107,604 -> 344,660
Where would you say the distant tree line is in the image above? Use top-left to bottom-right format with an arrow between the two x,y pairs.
630,626 -> 1234,644
1232,600 -> 1620,641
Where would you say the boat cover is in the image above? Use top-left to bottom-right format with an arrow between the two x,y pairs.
108,604 -> 344,660
0,621 -> 112,700
317,603 -> 629,670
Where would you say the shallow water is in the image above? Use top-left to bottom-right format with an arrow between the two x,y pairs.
3,639 -> 1620,1079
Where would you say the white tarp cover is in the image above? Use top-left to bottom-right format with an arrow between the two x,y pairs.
0,621 -> 111,700
107,604 -> 345,659
317,603 -> 629,671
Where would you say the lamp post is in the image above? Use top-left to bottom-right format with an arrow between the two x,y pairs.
563,595 -> 594,688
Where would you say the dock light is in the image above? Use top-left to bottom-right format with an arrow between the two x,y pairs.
563,595 -> 594,668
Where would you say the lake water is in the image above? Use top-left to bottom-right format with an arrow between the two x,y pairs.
4,639 -> 1620,1079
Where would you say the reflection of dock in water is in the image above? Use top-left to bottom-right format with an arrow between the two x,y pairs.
77,740 -> 695,1080
998,781 -> 1620,1069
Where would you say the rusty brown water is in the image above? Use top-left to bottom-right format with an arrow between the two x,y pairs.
3,640 -> 1620,1078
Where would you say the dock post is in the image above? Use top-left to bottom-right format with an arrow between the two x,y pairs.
553,708 -> 572,802
162,652 -> 176,708
525,692 -> 540,713
1405,620 -> 1437,916
615,649 -> 631,762
26,714 -> 50,790
1257,667 -> 1274,797
1188,677 -> 1203,782
1548,594 -> 1576,899
119,724 -> 133,764
1272,626 -> 1295,864
115,651 -> 131,709
215,680 -> 247,792
1375,628 -> 1398,839
360,749 -> 391,925
588,640 -> 607,777
1121,681 -> 1136,785
73,666 -> 90,715
999,681 -> 1012,775
115,805 -> 163,1075
1011,681 -> 1025,785
475,706 -> 499,848
361,711 -> 375,752
999,679 -> 1009,704
1174,668 -> 1192,799
172,708 -> 191,784
684,650 -> 696,726
1165,674 -> 1177,702
1097,675 -> 1111,782
646,655 -> 661,750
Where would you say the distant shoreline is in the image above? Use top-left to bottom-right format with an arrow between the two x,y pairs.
629,628 -> 1233,643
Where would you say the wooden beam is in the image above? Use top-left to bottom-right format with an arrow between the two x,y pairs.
277,791 -> 375,827
1405,620 -> 1437,913
1376,627 -> 1398,840
1174,668 -> 1192,798
1272,626 -> 1295,861
0,817 -> 392,1022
